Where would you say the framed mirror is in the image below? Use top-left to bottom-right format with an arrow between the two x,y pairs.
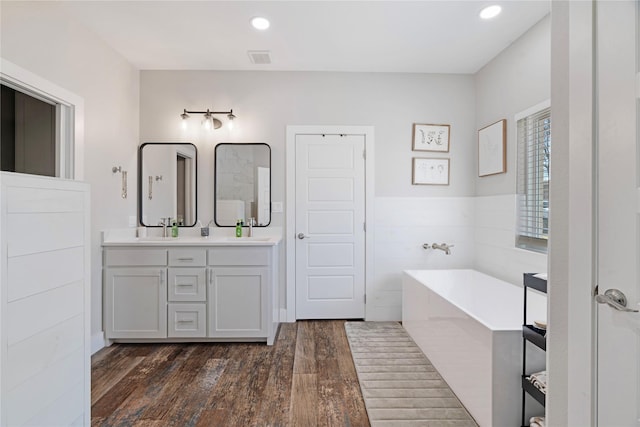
138,142 -> 197,227
215,143 -> 271,226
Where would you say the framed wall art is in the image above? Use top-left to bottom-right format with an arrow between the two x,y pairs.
412,123 -> 450,152
412,157 -> 450,185
478,119 -> 506,177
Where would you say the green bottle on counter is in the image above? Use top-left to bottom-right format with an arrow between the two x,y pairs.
171,221 -> 179,238
235,219 -> 243,238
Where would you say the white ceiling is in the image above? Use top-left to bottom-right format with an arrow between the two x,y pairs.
62,1 -> 550,74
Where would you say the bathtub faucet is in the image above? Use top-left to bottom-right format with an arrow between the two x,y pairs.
431,242 -> 454,255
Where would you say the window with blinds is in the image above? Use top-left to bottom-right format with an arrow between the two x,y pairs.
516,107 -> 551,252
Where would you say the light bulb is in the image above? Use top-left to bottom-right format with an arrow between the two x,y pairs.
203,117 -> 211,130
251,17 -> 270,30
180,109 -> 189,130
227,120 -> 234,131
480,5 -> 502,19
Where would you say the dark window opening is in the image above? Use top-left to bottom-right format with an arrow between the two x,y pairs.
1,84 -> 56,177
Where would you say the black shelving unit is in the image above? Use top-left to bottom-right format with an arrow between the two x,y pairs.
521,273 -> 547,427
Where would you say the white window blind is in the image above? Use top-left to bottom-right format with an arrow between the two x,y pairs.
517,107 -> 551,252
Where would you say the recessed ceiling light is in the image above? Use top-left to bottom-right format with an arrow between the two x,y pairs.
479,5 -> 502,20
251,17 -> 270,30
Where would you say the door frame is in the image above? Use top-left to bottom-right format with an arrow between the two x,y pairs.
548,1 -> 595,424
285,126 -> 374,322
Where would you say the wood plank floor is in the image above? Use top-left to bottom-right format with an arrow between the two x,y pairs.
91,320 -> 370,427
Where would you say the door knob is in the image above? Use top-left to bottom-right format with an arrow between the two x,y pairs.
297,233 -> 307,239
596,288 -> 639,313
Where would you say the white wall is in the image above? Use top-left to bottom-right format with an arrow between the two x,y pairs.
372,197 -> 475,320
475,195 -> 547,284
140,71 -> 477,319
473,15 -> 550,285
475,15 -> 551,197
0,2 -> 140,345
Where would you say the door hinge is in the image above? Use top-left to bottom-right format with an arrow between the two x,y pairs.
363,222 -> 366,232
363,149 -> 366,160
364,294 -> 367,304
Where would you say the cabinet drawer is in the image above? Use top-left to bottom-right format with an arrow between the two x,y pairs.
168,303 -> 206,338
105,249 -> 167,266
208,247 -> 270,266
168,249 -> 206,267
168,268 -> 206,302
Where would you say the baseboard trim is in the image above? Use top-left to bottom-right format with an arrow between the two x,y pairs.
91,331 -> 105,355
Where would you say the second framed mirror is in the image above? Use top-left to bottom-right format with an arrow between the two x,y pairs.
214,143 -> 271,227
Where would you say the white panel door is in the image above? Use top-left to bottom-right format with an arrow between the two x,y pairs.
295,134 -> 365,319
595,1 -> 640,425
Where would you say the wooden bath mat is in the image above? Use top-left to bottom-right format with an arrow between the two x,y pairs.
345,321 -> 478,427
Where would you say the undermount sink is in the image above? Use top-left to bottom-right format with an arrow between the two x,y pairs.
136,236 -> 170,241
221,237 -> 271,242
137,236 -> 208,242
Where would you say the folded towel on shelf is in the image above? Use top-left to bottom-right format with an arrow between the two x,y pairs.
530,416 -> 545,427
533,273 -> 548,280
527,370 -> 547,394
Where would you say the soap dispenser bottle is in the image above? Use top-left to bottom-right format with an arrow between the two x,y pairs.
235,219 -> 243,238
171,220 -> 179,238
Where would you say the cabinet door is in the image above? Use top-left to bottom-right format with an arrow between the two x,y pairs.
105,268 -> 167,339
208,267 -> 268,338
168,267 -> 206,302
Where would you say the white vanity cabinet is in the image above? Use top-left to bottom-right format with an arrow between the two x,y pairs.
102,238 -> 280,345
208,247 -> 271,338
104,249 -> 168,339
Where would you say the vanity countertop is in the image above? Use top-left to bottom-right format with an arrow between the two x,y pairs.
102,233 -> 282,247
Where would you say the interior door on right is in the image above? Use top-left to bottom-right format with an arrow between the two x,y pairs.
595,1 -> 640,425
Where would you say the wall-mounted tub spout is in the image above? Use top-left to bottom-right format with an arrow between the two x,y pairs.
431,242 -> 454,255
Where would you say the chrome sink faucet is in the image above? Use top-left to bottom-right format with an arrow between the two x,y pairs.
159,217 -> 171,238
431,242 -> 454,255
247,217 -> 256,237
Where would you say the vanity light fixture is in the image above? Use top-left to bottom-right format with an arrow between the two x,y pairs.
479,4 -> 502,19
180,108 -> 236,130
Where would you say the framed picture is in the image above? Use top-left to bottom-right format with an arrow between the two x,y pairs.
478,119 -> 506,177
412,157 -> 450,185
412,123 -> 450,152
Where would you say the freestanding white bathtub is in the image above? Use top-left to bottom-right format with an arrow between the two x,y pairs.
402,269 -> 545,427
